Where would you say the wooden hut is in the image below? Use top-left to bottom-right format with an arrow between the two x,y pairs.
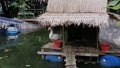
37,0 -> 109,47
37,0 -> 109,68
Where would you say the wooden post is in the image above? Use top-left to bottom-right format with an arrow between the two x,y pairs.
41,48 -> 45,60
96,27 -> 99,49
96,27 -> 100,63
62,26 -> 65,47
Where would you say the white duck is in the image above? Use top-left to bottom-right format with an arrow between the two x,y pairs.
48,27 -> 62,41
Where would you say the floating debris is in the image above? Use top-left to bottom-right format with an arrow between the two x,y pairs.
0,57 -> 4,60
18,43 -> 24,45
38,36 -> 42,42
0,56 -> 8,60
4,49 -> 12,52
85,61 -> 97,64
25,64 -> 31,67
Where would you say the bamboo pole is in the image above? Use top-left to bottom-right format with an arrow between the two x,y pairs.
96,27 -> 99,49
62,26 -> 65,47
96,27 -> 100,63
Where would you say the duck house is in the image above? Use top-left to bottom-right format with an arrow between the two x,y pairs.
37,0 -> 109,68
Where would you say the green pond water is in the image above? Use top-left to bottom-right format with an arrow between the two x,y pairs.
0,28 -> 118,68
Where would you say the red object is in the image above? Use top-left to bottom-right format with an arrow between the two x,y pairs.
54,40 -> 63,48
100,43 -> 110,52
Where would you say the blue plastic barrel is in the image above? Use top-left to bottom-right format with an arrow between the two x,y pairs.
6,27 -> 20,35
45,55 -> 63,62
100,55 -> 120,66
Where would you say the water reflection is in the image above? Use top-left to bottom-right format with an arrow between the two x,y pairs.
0,35 -> 19,50
7,35 -> 18,40
0,28 -> 40,50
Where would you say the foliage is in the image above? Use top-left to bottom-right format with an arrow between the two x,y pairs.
1,0 -> 47,17
117,21 -> 120,26
10,0 -> 30,12
107,0 -> 120,14
10,0 -> 32,17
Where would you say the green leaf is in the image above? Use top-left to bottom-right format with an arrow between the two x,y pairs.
108,0 -> 120,6
10,2 -> 18,7
18,2 -> 30,9
111,3 -> 120,10
117,21 -> 120,26
25,0 -> 29,2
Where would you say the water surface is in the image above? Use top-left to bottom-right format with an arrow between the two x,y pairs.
0,28 -> 118,68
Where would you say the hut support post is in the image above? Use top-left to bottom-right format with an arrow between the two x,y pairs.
62,26 -> 65,47
96,27 -> 99,49
41,49 -> 45,59
96,27 -> 99,63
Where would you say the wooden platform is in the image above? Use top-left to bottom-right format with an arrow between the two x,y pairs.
37,51 -> 64,55
38,42 -> 120,57
37,42 -> 63,59
64,46 -> 77,68
37,42 -> 120,68
63,46 -> 99,57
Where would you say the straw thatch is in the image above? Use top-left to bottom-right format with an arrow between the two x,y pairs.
37,13 -> 109,27
37,0 -> 109,27
47,0 -> 107,13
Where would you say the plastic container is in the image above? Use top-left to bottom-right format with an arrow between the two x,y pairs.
54,40 -> 62,48
100,43 -> 110,52
45,55 -> 63,62
100,55 -> 120,66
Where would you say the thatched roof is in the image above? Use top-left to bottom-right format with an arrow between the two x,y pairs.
37,13 -> 109,27
46,0 -> 107,13
37,0 -> 109,27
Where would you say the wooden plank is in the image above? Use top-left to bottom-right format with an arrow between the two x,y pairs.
75,53 -> 99,57
21,19 -> 37,22
66,66 -> 77,68
37,51 -> 64,55
65,52 -> 77,68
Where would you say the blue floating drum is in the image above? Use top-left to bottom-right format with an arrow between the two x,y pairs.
45,55 -> 63,62
100,55 -> 120,66
6,24 -> 20,35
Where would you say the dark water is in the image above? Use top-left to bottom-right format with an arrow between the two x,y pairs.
0,28 -> 118,68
